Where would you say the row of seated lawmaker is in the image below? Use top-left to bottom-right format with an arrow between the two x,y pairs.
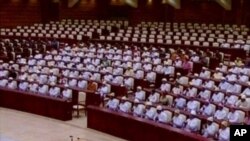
0,39 -> 249,141
0,38 -> 60,62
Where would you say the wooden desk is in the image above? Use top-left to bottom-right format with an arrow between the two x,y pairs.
0,87 -> 72,121
87,105 -> 209,141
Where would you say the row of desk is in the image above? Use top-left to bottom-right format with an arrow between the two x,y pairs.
0,87 -> 72,121
87,105 -> 209,141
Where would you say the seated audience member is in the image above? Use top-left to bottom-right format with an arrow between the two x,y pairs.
112,75 -> 124,85
7,78 -> 17,89
124,67 -> 134,77
38,84 -> 49,95
77,79 -> 88,89
184,87 -> 197,97
48,74 -> 57,84
124,76 -> 134,90
144,102 -> 157,120
118,96 -> 132,113
176,73 -> 189,85
159,78 -> 171,93
49,86 -> 61,97
62,86 -> 72,100
185,110 -> 201,133
156,106 -> 172,124
202,117 -> 219,138
227,109 -> 244,124
200,103 -> 216,117
174,96 -> 187,109
171,84 -> 183,95
163,65 -> 175,75
199,67 -> 211,78
87,80 -> 98,91
135,69 -> 144,79
186,100 -> 200,112
226,82 -> 241,94
68,79 -> 77,87
217,121 -> 230,141
133,99 -> 146,117
214,107 -> 229,121
189,74 -> 202,86
213,69 -> 223,80
224,95 -> 238,106
97,82 -> 110,97
148,89 -> 160,103
172,109 -> 186,128
235,94 -> 250,109
18,81 -> 29,91
29,83 -> 38,93
211,92 -> 225,103
242,87 -> 250,97
135,86 -> 146,101
182,56 -> 192,73
238,73 -> 249,83
0,69 -> 9,77
145,71 -> 156,83
160,94 -> 173,106
0,78 -> 8,87
203,80 -> 215,89
198,89 -> 211,100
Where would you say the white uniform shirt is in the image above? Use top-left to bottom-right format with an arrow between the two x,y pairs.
7,81 -> 17,89
177,76 -> 189,85
214,109 -> 228,120
19,82 -> 29,91
135,70 -> 144,79
186,118 -> 200,132
62,89 -> 72,99
175,98 -> 187,109
218,127 -> 230,141
49,87 -> 60,97
135,90 -> 146,101
212,92 -> 225,103
199,90 -> 211,100
187,100 -> 200,111
38,85 -> 49,94
146,71 -> 156,82
68,79 -> 77,87
148,92 -> 160,103
77,80 -> 87,89
157,110 -> 172,123
201,104 -> 215,117
160,83 -> 171,92
133,104 -> 145,116
0,79 -> 8,87
203,123 -> 219,137
145,107 -> 157,120
173,114 -> 186,128
119,101 -> 132,113
225,95 -> 238,106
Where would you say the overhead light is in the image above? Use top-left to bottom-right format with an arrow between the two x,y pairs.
125,0 -> 138,8
162,0 -> 181,9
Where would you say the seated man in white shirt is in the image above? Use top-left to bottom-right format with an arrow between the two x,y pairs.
124,67 -> 134,77
145,71 -> 156,83
176,73 -> 189,85
226,82 -> 241,94
18,81 -> 29,91
62,86 -> 72,100
38,74 -> 48,84
135,69 -> 144,79
171,84 -> 183,95
172,109 -> 186,128
134,86 -> 146,101
213,69 -> 223,80
159,78 -> 171,93
144,102 -> 157,120
77,79 -> 88,89
38,84 -> 49,95
189,75 -> 202,86
103,74 -> 113,83
202,117 -> 219,138
218,78 -> 231,91
148,90 -> 160,103
112,75 -> 124,86
203,80 -> 215,89
186,100 -> 200,112
156,106 -> 172,124
29,83 -> 38,93
124,76 -> 134,90
163,65 -> 175,75
133,99 -> 146,117
226,73 -> 237,82
200,103 -> 216,117
235,94 -> 250,110
174,96 -> 187,110
227,109 -> 245,124
242,87 -> 250,97
238,73 -> 249,83
68,79 -> 77,87
184,110 -> 201,133
154,64 -> 164,74
224,95 -> 239,106
214,107 -> 229,121
49,86 -> 61,97
217,121 -> 230,141
97,82 -> 110,97
0,70 -> 9,77
118,97 -> 132,113
199,67 -> 211,78
184,87 -> 197,97
0,78 -> 8,87
211,92 -> 225,103
174,58 -> 182,67
48,74 -> 57,84
198,88 -> 211,100
132,62 -> 142,71
7,78 -> 17,89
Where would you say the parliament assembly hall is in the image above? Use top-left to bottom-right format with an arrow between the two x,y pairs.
0,0 -> 250,141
